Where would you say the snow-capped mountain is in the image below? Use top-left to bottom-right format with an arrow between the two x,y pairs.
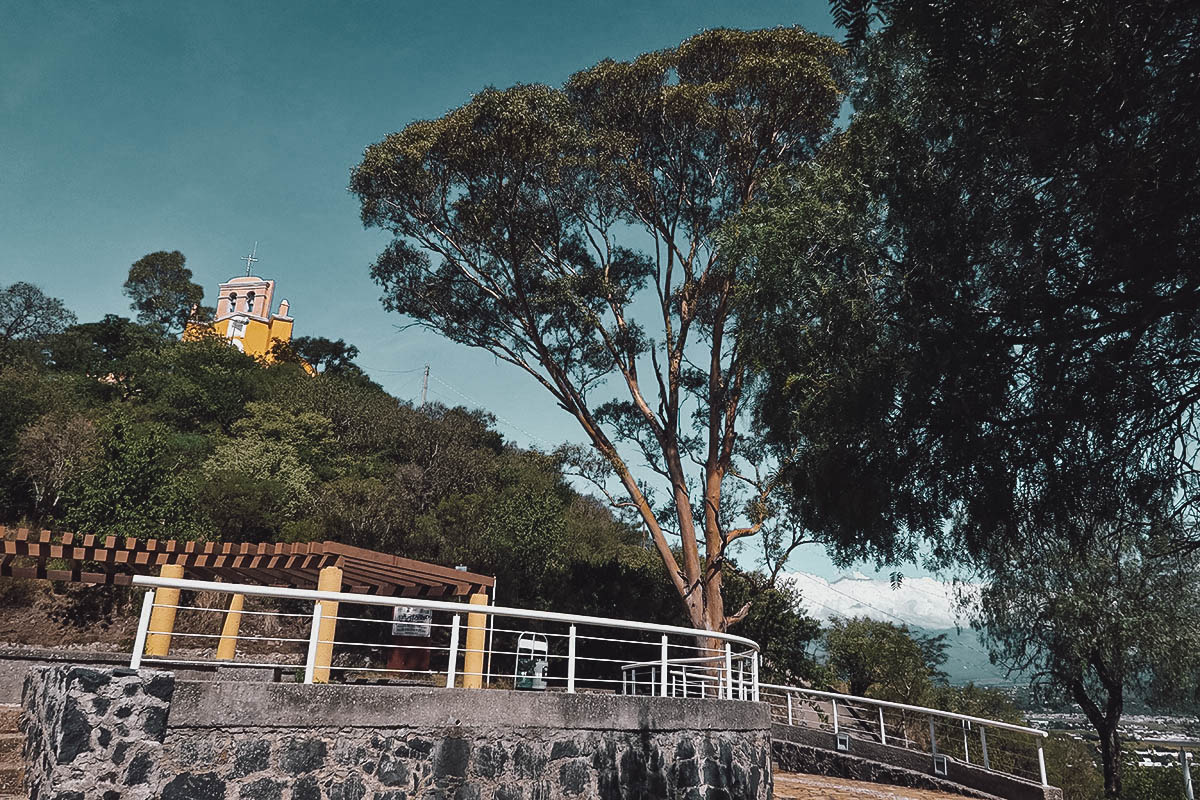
782,571 -> 978,630
783,572 -> 1018,685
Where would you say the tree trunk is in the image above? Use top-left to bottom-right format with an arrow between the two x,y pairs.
1097,721 -> 1122,798
1070,677 -> 1123,798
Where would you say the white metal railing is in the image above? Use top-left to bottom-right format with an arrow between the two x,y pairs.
125,575 -> 1052,790
127,575 -> 759,697
619,653 -> 759,701
759,683 -> 1049,787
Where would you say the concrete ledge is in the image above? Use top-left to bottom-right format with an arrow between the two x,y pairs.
0,647 -> 128,703
171,681 -> 770,732
0,647 -> 269,704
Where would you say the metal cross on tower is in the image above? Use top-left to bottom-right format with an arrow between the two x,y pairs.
242,242 -> 259,276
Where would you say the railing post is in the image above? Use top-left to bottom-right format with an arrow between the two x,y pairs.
980,725 -> 990,770
303,601 -> 322,685
879,706 -> 886,746
659,635 -> 669,697
832,698 -> 839,734
145,563 -> 184,657
787,692 -> 794,725
129,590 -> 156,670
1182,749 -> 1194,800
1037,740 -> 1048,787
216,593 -> 245,661
751,652 -> 760,702
929,716 -> 938,756
962,719 -> 970,764
567,624 -> 577,694
446,613 -> 461,688
724,643 -> 733,700
312,565 -> 342,684
462,592 -> 488,689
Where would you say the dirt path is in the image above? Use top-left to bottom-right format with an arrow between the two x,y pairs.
774,772 -> 972,800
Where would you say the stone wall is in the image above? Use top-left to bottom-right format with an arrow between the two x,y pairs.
22,666 -> 773,800
21,665 -> 176,800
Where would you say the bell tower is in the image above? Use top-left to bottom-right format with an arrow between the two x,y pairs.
186,245 -> 298,362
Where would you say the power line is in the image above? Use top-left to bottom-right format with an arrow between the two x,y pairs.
428,374 -> 557,449
355,364 -> 425,375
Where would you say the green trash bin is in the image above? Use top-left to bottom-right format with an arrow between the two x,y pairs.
515,632 -> 548,690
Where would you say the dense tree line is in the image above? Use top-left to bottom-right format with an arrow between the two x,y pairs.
0,280 -> 635,612
0,274 -> 824,680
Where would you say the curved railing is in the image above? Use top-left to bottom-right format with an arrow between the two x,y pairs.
127,575 -> 758,695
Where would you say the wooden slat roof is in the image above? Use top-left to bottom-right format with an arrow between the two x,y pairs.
0,527 -> 494,598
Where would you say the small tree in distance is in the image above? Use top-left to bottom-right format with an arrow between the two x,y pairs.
123,250 -> 207,334
0,282 -> 77,364
824,616 -> 947,703
351,28 -> 846,634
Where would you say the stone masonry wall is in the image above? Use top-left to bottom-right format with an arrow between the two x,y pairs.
158,725 -> 770,800
22,666 -> 773,800
21,666 -> 176,800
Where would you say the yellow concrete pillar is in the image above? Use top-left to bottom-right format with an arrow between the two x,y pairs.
215,593 -> 245,661
462,593 -> 489,689
145,563 -> 184,658
312,566 -> 343,684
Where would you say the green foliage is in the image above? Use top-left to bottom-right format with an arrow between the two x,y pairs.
123,250 -> 206,333
63,417 -> 212,539
1120,760 -> 1188,800
13,411 -> 98,518
46,315 -> 161,382
277,336 -> 364,380
1,291 -> 730,633
1043,735 -> 1106,800
125,337 -> 273,433
0,367 -> 78,517
824,616 -> 946,703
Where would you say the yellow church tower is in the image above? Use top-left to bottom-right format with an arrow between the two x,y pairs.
188,244 -> 300,364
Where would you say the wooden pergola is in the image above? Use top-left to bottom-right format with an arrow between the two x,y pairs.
0,527 -> 494,599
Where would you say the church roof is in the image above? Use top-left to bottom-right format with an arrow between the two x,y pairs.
0,527 -> 494,598
222,275 -> 269,285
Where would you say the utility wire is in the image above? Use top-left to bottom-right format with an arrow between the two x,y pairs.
428,374 -> 557,449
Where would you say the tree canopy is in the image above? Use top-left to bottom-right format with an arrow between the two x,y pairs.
351,27 -> 847,633
726,2 -> 1200,794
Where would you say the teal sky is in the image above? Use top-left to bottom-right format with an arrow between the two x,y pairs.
0,1 -> 924,583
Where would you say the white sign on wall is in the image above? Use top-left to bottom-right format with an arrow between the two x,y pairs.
391,606 -> 432,637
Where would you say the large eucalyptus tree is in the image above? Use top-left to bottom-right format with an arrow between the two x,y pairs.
351,28 -> 846,632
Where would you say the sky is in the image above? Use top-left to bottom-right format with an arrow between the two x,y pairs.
0,0 -> 937,586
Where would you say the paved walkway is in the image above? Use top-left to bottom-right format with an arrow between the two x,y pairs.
774,772 -> 968,800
